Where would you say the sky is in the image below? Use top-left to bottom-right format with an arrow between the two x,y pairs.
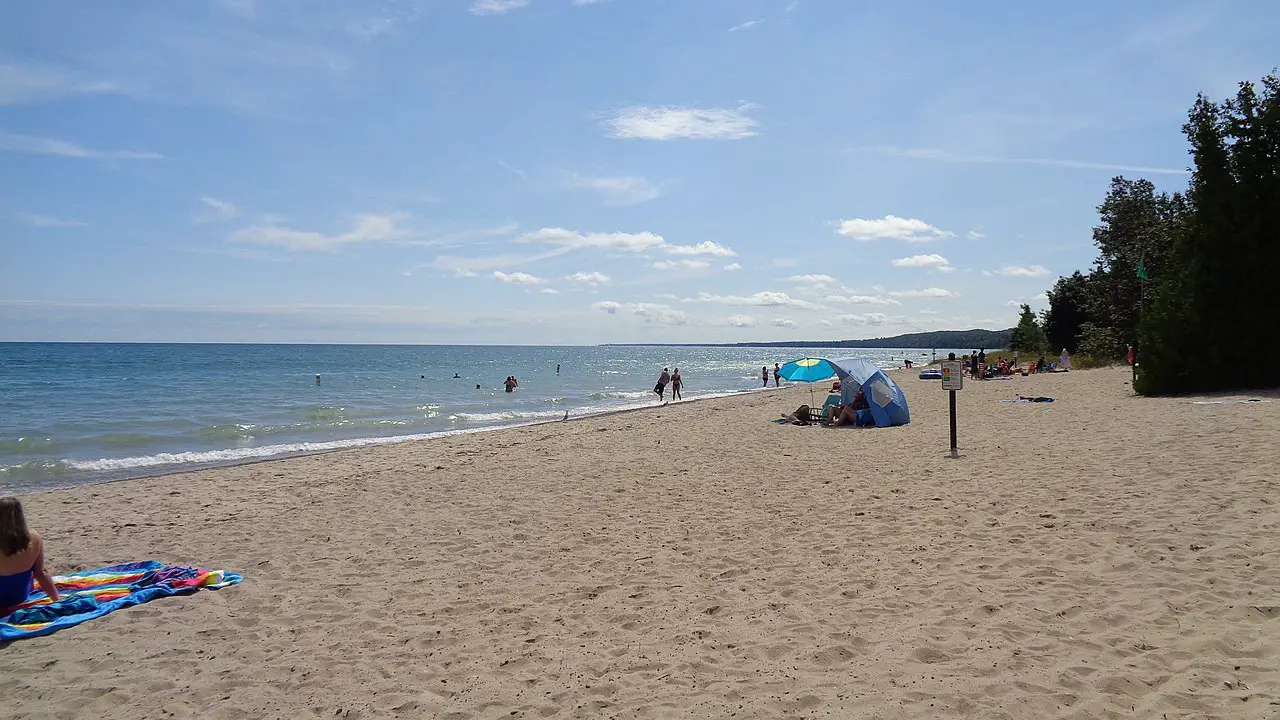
1,0 -> 1275,344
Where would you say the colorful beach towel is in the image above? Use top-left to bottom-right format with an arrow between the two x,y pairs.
1,561 -> 242,641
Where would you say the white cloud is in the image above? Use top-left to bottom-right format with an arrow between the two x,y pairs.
516,228 -> 736,259
850,145 -> 1192,176
728,314 -> 757,328
17,212 -> 87,228
994,265 -> 1051,278
229,214 -> 405,252
492,271 -> 545,285
817,318 -> 832,327
566,271 -> 610,286
728,19 -> 763,32
789,274 -> 836,285
891,254 -> 952,270
840,313 -> 887,326
684,291 -> 821,310
664,241 -> 736,257
538,288 -> 560,295
0,129 -> 163,160
723,262 -> 742,271
570,175 -> 661,206
824,294 -> 900,306
604,105 -> 759,141
201,196 -> 239,220
592,301 -> 688,325
0,63 -> 125,106
837,215 -> 953,242
967,230 -> 986,241
887,287 -> 957,298
773,318 -> 796,328
496,159 -> 526,179
517,227 -> 665,253
652,259 -> 711,270
919,309 -> 940,315
470,0 -> 528,15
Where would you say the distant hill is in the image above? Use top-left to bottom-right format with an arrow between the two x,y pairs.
604,328 -> 1014,349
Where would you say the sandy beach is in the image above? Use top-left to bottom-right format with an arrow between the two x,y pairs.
2,366 -> 1278,719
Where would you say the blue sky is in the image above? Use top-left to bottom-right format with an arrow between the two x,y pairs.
1,0 -> 1274,344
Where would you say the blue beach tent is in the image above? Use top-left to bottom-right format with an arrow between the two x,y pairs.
831,357 -> 911,428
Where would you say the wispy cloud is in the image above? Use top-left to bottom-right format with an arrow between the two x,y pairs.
723,262 -> 742,271
824,294 -> 900,306
592,301 -> 689,326
788,272 -> 839,284
728,314 -> 757,328
200,196 -> 239,221
603,105 -> 759,141
492,271 -> 545,285
228,214 -> 406,252
967,230 -> 986,241
682,291 -> 821,310
840,313 -> 888,326
17,212 -> 87,228
728,19 -> 763,32
516,228 -> 736,258
852,145 -> 1191,176
891,254 -> 953,270
837,215 -> 953,242
566,271 -> 610,287
0,129 -> 164,160
887,287 -> 957,298
470,0 -> 529,15
991,264 -> 1051,278
496,159 -> 526,179
0,63 -> 126,106
653,259 -> 711,270
569,175 -> 661,206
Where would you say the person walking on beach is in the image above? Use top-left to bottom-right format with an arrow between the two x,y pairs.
654,367 -> 671,401
671,368 -> 683,401
773,363 -> 782,387
1,497 -> 60,614
761,366 -> 769,387
977,348 -> 986,380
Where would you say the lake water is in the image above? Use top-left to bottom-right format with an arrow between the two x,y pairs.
0,343 -> 950,492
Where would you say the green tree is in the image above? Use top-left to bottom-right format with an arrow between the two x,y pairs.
1084,177 -> 1185,359
1137,73 -> 1280,394
1009,304 -> 1047,355
1042,271 -> 1090,353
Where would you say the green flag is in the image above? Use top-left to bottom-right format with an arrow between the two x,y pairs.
1137,253 -> 1149,281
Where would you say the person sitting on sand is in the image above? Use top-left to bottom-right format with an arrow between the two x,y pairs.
826,404 -> 858,426
0,497 -> 59,614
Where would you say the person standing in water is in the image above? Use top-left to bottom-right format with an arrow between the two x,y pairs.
315,374 -> 321,386
671,368 -> 683,401
504,376 -> 518,393
761,366 -> 769,388
773,362 -> 782,387
556,363 -> 560,375
654,367 -> 670,401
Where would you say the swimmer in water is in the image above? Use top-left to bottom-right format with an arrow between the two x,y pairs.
315,374 -> 321,386
453,373 -> 461,379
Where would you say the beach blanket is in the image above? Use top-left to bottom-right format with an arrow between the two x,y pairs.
1,561 -> 242,641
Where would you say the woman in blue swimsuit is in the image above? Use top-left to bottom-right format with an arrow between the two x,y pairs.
1,497 -> 60,614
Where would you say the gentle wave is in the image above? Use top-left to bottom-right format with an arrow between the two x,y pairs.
588,390 -> 652,400
451,409 -> 567,423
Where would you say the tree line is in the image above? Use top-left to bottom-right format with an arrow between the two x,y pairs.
1033,72 -> 1278,394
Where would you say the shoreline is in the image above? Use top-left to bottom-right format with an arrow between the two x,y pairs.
6,382 -> 806,496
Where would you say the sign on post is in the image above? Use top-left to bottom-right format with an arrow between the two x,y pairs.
941,361 -> 962,457
941,361 -> 963,390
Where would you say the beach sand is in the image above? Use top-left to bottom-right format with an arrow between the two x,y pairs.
3,366 -> 1278,719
